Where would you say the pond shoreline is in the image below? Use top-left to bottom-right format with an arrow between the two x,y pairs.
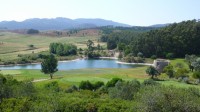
0,57 -> 153,67
0,58 -> 82,67
116,61 -> 153,66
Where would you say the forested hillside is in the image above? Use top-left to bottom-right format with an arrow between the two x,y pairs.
102,20 -> 200,58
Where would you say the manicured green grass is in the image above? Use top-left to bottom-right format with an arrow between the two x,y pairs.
0,67 -> 148,88
1,60 -> 200,89
170,58 -> 188,68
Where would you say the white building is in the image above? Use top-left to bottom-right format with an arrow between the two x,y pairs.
153,59 -> 170,72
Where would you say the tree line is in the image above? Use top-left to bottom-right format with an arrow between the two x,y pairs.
101,20 -> 200,58
49,43 -> 77,56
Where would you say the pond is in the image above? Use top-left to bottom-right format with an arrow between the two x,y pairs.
0,59 -> 138,70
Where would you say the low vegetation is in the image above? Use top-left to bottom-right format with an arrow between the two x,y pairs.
1,74 -> 200,112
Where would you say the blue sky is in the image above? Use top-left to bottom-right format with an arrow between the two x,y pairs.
0,0 -> 199,26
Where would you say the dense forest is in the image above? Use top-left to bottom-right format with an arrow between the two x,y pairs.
98,26 -> 159,35
101,20 -> 200,58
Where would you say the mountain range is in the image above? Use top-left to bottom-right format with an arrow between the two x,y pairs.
0,17 -> 131,30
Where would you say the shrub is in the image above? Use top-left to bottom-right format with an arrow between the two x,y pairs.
0,98 -> 32,112
65,85 -> 78,93
0,74 -> 7,86
134,86 -> 200,112
175,68 -> 189,78
44,81 -> 60,92
106,78 -> 122,87
28,44 -> 34,48
86,103 -> 98,112
93,81 -> 104,90
97,86 -> 108,94
109,80 -> 140,100
135,57 -> 145,63
79,80 -> 93,90
3,61 -> 15,65
16,58 -> 30,64
163,64 -> 174,78
123,55 -> 136,63
193,71 -> 200,83
175,62 -> 184,68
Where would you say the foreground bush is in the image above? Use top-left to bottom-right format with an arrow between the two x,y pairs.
134,85 -> 200,112
109,80 -> 140,100
79,80 -> 94,90
1,74 -> 200,112
79,80 -> 104,90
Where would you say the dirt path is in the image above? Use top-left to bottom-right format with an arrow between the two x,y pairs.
32,78 -> 50,82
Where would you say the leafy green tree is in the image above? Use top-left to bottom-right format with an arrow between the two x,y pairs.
146,66 -> 160,79
56,44 -> 64,56
87,40 -> 94,52
117,43 -> 126,51
86,40 -> 95,58
49,43 -> 77,56
97,43 -> 101,52
41,55 -> 58,79
65,85 -> 78,93
192,58 -> 200,71
185,54 -> 197,71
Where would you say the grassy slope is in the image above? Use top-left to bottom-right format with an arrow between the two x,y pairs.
0,32 -> 104,61
1,59 -> 200,89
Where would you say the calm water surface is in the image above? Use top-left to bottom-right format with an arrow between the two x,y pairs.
0,59 -> 136,70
